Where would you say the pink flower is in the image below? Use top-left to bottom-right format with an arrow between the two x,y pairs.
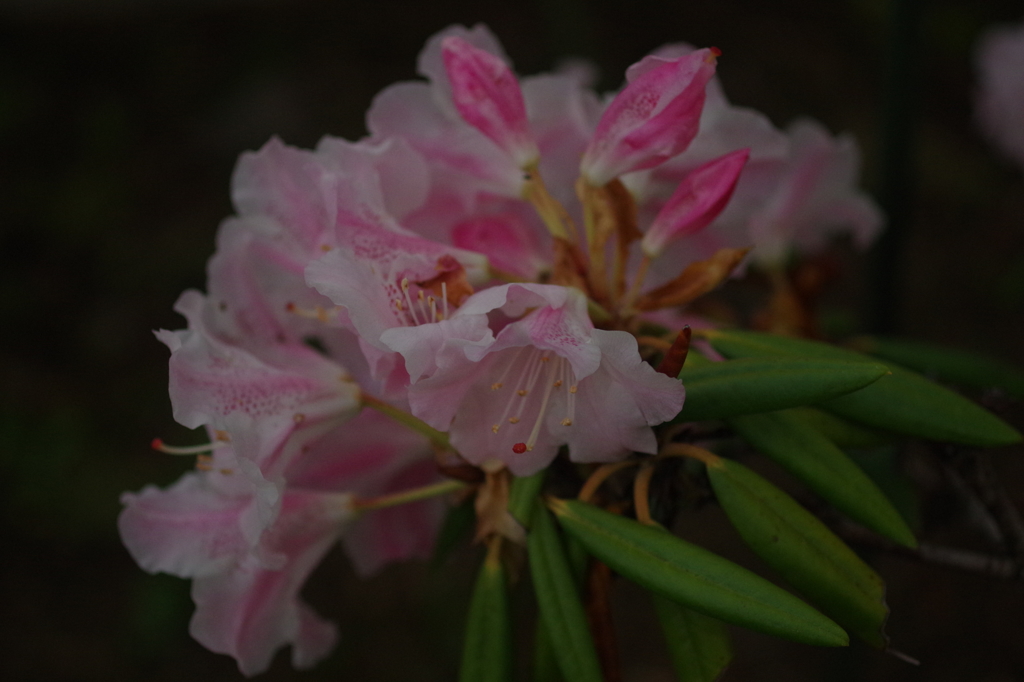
441,35 -> 538,166
975,19 -> 1024,169
745,119 -> 882,265
580,49 -> 719,186
383,283 -> 685,475
623,54 -> 882,272
119,409 -> 443,675
641,148 -> 749,258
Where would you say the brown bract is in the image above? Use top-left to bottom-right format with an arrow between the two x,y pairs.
635,246 -> 750,311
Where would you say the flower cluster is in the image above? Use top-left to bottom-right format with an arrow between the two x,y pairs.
119,24 -> 881,675
975,17 -> 1024,170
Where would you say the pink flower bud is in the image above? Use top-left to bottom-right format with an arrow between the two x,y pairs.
441,35 -> 539,167
581,48 -> 719,186
642,148 -> 749,258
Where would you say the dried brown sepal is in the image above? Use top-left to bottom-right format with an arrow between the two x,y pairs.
655,326 -> 692,378
474,467 -> 526,544
550,236 -> 590,291
434,447 -> 485,483
576,178 -> 639,306
634,246 -> 750,311
608,180 -> 643,303
417,255 -> 475,308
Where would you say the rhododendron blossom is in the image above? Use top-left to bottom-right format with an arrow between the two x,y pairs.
121,23 -> 886,676
975,18 -> 1024,169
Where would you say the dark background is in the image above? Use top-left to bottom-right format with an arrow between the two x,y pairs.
2,0 -> 1024,680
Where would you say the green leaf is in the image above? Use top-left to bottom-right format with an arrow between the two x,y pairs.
783,406 -> 892,449
459,549 -> 513,682
548,498 -> 848,647
533,617 -> 565,682
729,410 -> 916,547
852,335 -> 1024,401
705,457 -> 890,648
528,501 -> 603,682
653,595 -> 732,682
676,356 -> 889,421
509,469 -> 546,529
430,496 -> 475,571
702,329 -> 1022,446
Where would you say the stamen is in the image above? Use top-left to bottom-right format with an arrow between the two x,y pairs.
285,303 -> 336,323
524,358 -> 560,451
562,360 -> 578,427
493,348 -> 539,432
151,438 -> 228,455
442,281 -> 449,319
567,383 -> 578,427
416,289 -> 431,321
429,296 -> 437,323
401,278 -> 422,325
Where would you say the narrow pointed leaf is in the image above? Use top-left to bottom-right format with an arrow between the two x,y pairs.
852,335 -> 1024,401
705,457 -> 889,648
730,409 -> 916,547
460,550 -> 513,682
509,470 -> 546,529
653,595 -> 732,682
676,357 -> 888,422
431,496 -> 476,570
548,498 -> 848,647
784,406 -> 892,450
533,617 -> 565,682
702,329 -> 1022,446
528,502 -> 603,682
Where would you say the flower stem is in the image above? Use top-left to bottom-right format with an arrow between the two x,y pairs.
361,393 -> 452,451
633,462 -> 657,526
354,479 -> 469,511
578,460 -> 640,503
659,442 -> 723,468
522,163 -> 577,242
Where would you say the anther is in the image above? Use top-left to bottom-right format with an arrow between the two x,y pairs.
512,443 -> 528,454
553,380 -> 563,387
293,413 -> 305,424
569,385 -> 578,394
492,423 -> 501,433
517,389 -> 528,396
320,244 -> 332,252
491,383 -> 503,390
509,417 -> 520,424
561,418 -> 573,426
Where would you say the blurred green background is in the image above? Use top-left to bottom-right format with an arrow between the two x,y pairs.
2,0 -> 1024,679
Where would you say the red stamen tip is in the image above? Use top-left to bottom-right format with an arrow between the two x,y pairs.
150,437 -> 164,450
285,302 -> 296,312
709,46 -> 722,57
512,442 -> 528,454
